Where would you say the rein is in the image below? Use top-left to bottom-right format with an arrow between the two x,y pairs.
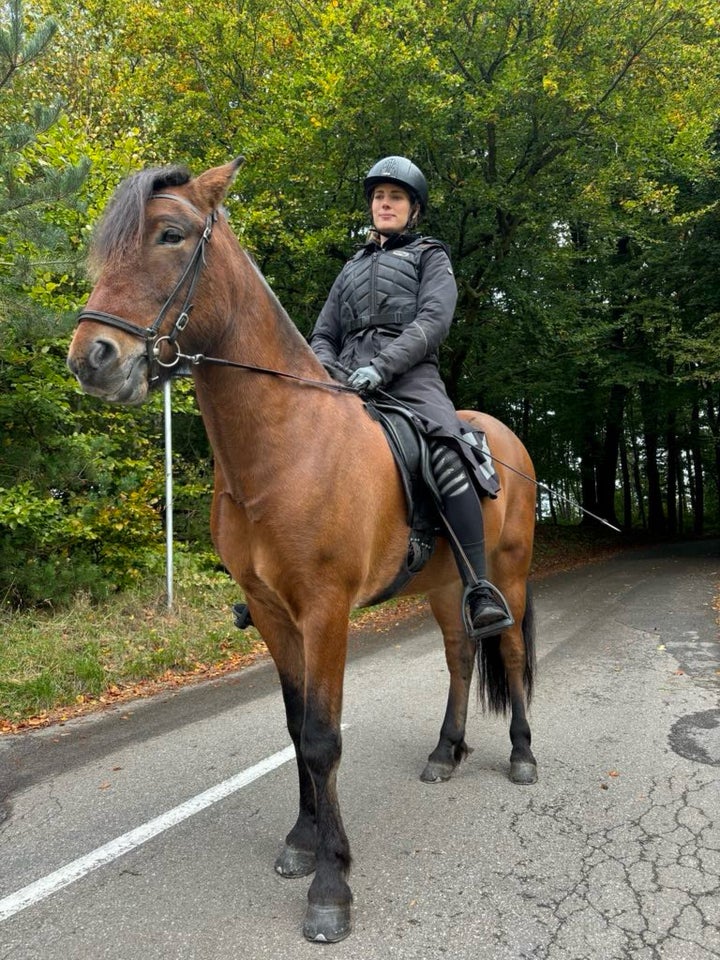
178,351 -> 354,394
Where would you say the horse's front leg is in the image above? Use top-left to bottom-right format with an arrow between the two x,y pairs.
275,670 -> 318,879
299,618 -> 353,943
253,599 -> 352,941
421,587 -> 475,782
242,601 -> 318,879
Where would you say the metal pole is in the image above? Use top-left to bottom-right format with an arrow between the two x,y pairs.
163,378 -> 174,609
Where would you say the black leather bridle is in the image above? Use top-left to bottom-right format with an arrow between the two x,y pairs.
75,193 -> 215,386
74,191 -> 353,396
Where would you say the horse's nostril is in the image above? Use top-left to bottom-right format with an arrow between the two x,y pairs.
87,337 -> 118,371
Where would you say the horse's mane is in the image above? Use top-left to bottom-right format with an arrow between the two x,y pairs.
88,166 -> 191,276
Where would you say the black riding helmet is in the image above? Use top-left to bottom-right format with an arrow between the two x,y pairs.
364,156 -> 429,215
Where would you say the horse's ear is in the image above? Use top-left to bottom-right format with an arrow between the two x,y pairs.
193,156 -> 245,209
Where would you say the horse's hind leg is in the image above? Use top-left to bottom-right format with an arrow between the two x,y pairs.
478,589 -> 538,785
421,587 -> 475,783
502,599 -> 538,785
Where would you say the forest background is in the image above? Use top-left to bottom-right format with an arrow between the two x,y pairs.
1,0 -> 720,692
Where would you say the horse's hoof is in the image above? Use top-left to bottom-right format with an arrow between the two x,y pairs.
510,760 -> 538,785
303,902 -> 352,943
420,760 -> 454,783
274,845 -> 316,878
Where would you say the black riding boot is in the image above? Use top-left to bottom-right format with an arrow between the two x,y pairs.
431,442 -> 513,638
233,601 -> 254,630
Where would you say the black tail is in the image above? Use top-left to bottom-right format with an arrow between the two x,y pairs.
476,584 -> 536,714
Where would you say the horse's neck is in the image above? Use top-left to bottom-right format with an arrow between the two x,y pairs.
192,248 -> 332,500
226,248 -> 318,373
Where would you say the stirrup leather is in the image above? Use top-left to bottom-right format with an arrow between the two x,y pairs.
462,579 -> 514,640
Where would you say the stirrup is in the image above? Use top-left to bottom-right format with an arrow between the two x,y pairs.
233,601 -> 254,630
462,580 -> 514,640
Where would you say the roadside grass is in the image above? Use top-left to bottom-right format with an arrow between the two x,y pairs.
1,525 -> 626,730
0,554 -> 263,730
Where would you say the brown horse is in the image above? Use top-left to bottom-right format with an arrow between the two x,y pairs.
67,159 -> 537,943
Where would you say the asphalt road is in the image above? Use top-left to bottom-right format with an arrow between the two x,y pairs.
1,540 -> 719,959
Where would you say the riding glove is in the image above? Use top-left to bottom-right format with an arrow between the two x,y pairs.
348,365 -> 383,393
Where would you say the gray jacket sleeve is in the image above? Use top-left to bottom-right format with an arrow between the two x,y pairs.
309,271 -> 345,367
370,245 -> 458,384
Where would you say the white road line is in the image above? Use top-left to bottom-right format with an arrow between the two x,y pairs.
0,743 -> 296,923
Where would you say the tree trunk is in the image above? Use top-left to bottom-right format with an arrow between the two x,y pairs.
597,383 -> 626,529
640,383 -> 666,535
619,432 -> 632,532
627,399 -> 647,529
690,398 -> 704,535
665,408 -> 678,536
578,371 -> 601,524
707,396 -> 720,524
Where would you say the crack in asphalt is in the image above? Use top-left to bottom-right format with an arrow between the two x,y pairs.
508,768 -> 720,960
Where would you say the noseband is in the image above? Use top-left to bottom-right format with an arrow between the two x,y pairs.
76,193 -> 215,386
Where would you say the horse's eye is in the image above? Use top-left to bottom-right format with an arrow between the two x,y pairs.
159,228 -> 184,245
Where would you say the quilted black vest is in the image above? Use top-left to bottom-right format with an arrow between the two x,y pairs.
338,238 -> 437,337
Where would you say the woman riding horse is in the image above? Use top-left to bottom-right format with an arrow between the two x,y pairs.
311,156 -> 511,637
66,158 -> 537,944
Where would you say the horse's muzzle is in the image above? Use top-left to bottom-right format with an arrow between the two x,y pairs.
67,333 -> 150,405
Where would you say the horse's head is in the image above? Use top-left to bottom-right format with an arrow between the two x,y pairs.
67,158 -> 243,404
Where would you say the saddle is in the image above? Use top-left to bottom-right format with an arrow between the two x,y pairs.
364,398 -> 499,604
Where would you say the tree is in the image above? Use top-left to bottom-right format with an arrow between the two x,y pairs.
3,0 -> 720,610
0,0 -> 88,324
0,0 -> 168,606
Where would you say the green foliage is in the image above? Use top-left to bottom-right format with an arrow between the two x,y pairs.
0,332 -> 167,606
0,0 -> 89,320
0,0 -> 718,617
0,0 -> 216,609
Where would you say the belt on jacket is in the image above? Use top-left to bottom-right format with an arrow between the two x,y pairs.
343,312 -> 413,335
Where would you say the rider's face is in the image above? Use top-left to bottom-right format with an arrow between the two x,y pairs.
371,183 -> 412,235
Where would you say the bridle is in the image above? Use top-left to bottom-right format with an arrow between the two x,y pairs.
75,193 -> 216,386
76,183 -> 460,419
76,191 -> 353,394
